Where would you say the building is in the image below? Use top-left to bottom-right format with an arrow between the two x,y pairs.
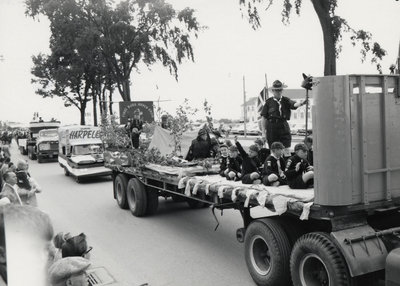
241,89 -> 313,129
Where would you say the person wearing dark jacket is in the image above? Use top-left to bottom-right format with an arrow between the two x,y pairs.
285,143 -> 314,189
254,138 -> 270,166
260,80 -> 307,153
130,113 -> 143,149
226,145 -> 242,181
303,137 -> 314,166
219,144 -> 229,177
234,136 -> 261,184
186,129 -> 217,161
262,142 -> 287,186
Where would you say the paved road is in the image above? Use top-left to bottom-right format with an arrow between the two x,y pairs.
10,142 -> 269,286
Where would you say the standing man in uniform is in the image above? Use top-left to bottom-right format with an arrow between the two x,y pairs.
261,80 -> 307,156
130,110 -> 144,149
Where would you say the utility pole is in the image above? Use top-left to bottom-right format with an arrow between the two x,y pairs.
243,76 -> 247,138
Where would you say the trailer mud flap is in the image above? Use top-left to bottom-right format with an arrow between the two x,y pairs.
331,225 -> 388,277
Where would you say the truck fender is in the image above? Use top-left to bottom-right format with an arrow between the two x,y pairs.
330,225 -> 388,277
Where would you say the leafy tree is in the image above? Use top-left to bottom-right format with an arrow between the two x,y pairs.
85,0 -> 203,101
240,0 -> 387,75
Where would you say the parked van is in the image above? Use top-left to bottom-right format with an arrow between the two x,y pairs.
58,125 -> 111,182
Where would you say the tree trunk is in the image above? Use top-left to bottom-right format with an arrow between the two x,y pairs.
310,0 -> 336,76
121,78 -> 131,101
93,91 -> 98,126
109,87 -> 113,115
80,106 -> 86,125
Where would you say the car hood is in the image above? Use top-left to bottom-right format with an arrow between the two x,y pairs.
70,154 -> 104,164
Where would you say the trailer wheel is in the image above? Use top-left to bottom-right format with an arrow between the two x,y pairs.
276,216 -> 306,247
244,219 -> 291,286
126,178 -> 147,217
114,174 -> 128,209
187,191 -> 206,209
145,187 -> 159,216
290,232 -> 353,286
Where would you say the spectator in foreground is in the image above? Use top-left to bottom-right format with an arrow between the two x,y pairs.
1,172 -> 23,205
49,257 -> 91,286
15,160 -> 40,206
3,205 -> 54,285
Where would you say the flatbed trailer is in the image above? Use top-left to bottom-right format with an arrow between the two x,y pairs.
106,75 -> 400,286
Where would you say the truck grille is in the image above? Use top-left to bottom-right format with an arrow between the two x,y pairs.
87,267 -> 116,286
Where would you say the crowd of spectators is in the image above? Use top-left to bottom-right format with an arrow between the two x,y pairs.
0,140 -> 93,286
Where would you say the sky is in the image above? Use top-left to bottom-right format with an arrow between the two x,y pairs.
0,0 -> 399,125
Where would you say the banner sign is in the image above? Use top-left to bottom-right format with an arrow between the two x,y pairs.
119,101 -> 154,124
69,129 -> 100,140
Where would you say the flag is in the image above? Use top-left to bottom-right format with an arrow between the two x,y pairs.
257,87 -> 268,116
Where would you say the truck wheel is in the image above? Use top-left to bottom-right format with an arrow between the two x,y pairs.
114,174 -> 128,209
171,195 -> 185,203
145,187 -> 159,215
187,192 -> 206,209
244,219 -> 291,286
290,232 -> 353,286
64,167 -> 70,177
126,178 -> 147,217
276,216 -> 306,247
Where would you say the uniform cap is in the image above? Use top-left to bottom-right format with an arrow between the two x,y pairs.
49,257 -> 91,285
249,145 -> 259,153
268,80 -> 288,90
220,144 -> 228,149
229,145 -> 238,152
294,143 -> 308,152
254,138 -> 264,146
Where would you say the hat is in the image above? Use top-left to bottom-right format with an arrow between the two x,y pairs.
220,144 -> 228,149
294,143 -> 309,152
229,145 -> 238,152
270,141 -> 284,150
249,144 -> 259,153
49,257 -> 91,285
198,129 -> 207,136
268,80 -> 288,90
61,233 -> 88,258
254,138 -> 264,146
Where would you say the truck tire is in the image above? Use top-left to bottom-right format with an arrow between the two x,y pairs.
64,167 -> 70,177
276,216 -> 306,247
126,178 -> 147,217
145,187 -> 159,215
114,174 -> 128,209
244,219 -> 291,286
290,232 -> 353,286
187,191 -> 206,209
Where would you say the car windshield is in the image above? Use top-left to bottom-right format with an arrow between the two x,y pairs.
72,144 -> 103,156
39,130 -> 58,137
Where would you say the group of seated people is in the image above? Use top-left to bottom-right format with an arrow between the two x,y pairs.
186,128 -> 314,189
